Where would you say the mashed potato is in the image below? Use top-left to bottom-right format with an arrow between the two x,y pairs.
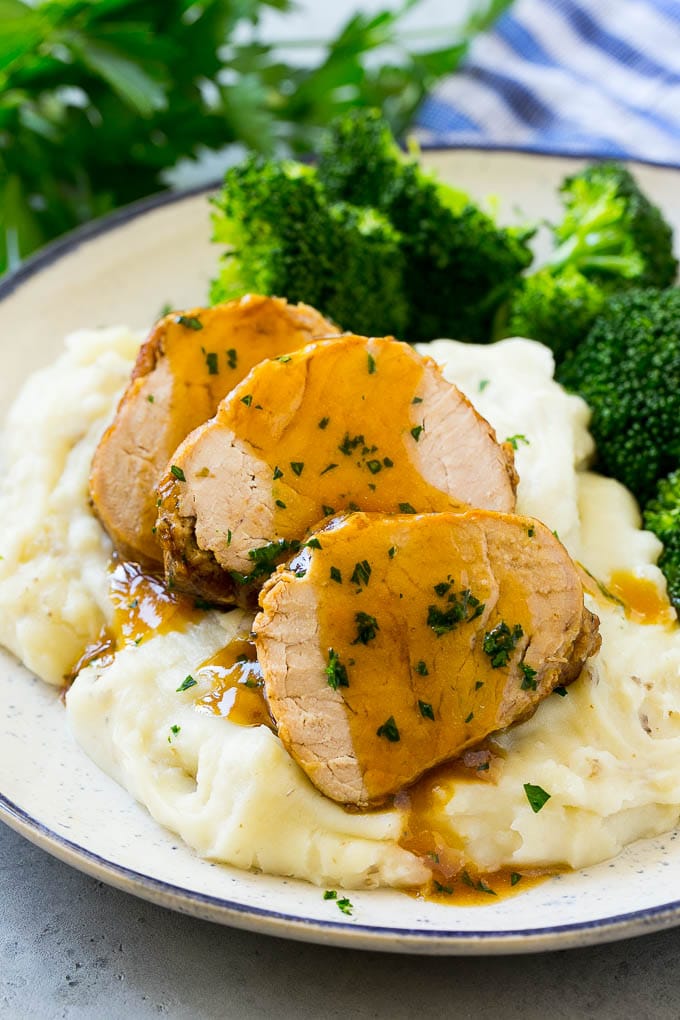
2,327 -> 679,888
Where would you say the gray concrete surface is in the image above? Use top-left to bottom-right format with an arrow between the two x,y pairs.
2,821 -> 680,1020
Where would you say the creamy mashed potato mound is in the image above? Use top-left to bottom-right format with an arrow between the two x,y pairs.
2,327 -> 679,888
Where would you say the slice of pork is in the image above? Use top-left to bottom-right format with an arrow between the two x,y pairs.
254,510 -> 601,806
156,335 -> 518,605
90,295 -> 336,564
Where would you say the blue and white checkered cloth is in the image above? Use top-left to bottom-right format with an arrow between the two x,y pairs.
416,0 -> 680,165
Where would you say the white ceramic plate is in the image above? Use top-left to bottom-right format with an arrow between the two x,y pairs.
2,150 -> 680,955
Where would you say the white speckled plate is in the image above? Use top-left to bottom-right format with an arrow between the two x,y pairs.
2,151 -> 680,954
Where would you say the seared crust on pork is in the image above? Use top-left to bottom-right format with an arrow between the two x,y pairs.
156,335 -> 518,604
89,295 -> 336,564
254,510 -> 601,806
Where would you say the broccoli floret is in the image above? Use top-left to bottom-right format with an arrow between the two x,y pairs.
553,162 -> 677,288
506,267 -> 606,362
210,156 -> 408,337
501,162 -> 677,358
644,469 -> 680,614
317,109 -> 534,342
557,288 -> 680,505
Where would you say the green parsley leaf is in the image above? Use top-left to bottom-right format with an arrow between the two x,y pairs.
483,621 -> 523,667
352,611 -> 379,644
415,660 -> 429,676
520,662 -> 538,691
553,686 -> 568,697
170,465 -> 186,482
273,466 -> 283,480
241,394 -> 253,407
524,783 -> 551,813
323,890 -> 337,900
318,417 -> 330,429
320,463 -> 338,475
330,566 -> 342,583
418,700 -> 434,720
176,675 -> 197,693
410,425 -> 424,442
175,315 -> 202,330
376,716 -> 400,742
510,872 -> 522,886
226,348 -> 238,369
366,459 -> 382,474
505,433 -> 529,450
305,537 -> 322,549
478,379 -> 490,392
367,352 -> 376,374
388,546 -> 397,558
336,897 -> 353,916
290,461 -> 304,476
322,505 -> 335,516
399,502 -> 416,514
275,499 -> 287,508
147,394 -> 155,403
325,648 -> 349,690
412,396 -> 423,404
204,351 -> 219,375
465,711 -> 474,723
350,560 -> 371,587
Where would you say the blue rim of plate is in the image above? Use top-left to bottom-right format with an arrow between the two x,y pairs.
1,155 -> 680,953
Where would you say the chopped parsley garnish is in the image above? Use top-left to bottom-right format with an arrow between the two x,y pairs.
318,417 -> 330,430
524,783 -> 551,813
325,648 -> 349,690
305,537 -> 322,549
330,566 -> 342,583
167,723 -> 181,743
476,762 -> 489,772
275,499 -> 287,509
204,350 -> 218,375
275,354 -> 292,363
410,425 -> 424,442
418,700 -> 434,720
510,872 -> 522,886
170,465 -> 186,482
352,611 -> 379,644
415,660 -> 429,676
553,686 -> 568,697
147,394 -> 155,403
322,505 -> 335,516
367,352 -> 376,374
350,560 -> 371,587
412,396 -> 423,404
433,880 -> 453,895
427,587 -> 484,636
175,314 -> 202,330
505,433 -> 529,450
399,502 -> 416,514
520,662 -> 538,691
478,379 -> 490,392
290,461 -> 304,476
230,538 -> 300,584
465,711 -> 474,723
176,675 -> 197,693
383,457 -> 394,468
434,580 -> 451,597
320,463 -> 338,475
461,870 -> 496,895
226,348 -> 238,369
388,546 -> 397,558
528,526 -> 535,537
366,459 -> 382,474
339,433 -> 365,456
323,890 -> 353,915
227,529 -> 232,546
273,466 -> 283,480
475,680 -> 484,690
240,394 -> 253,407
483,621 -> 523,667
376,716 -> 400,742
